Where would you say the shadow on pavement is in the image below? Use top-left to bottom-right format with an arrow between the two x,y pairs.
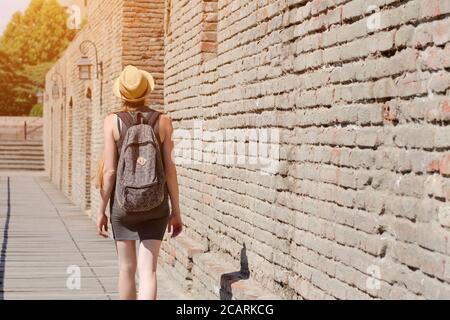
0,177 -> 11,300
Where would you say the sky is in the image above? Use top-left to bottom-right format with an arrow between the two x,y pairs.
0,0 -> 32,36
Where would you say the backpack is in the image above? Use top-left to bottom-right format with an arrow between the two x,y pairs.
114,109 -> 166,214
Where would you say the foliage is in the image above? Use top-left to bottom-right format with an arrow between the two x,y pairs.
20,62 -> 54,85
29,103 -> 43,117
0,50 -> 32,116
0,0 -> 76,116
0,0 -> 76,65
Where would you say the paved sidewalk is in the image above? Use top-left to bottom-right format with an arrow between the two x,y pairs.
0,174 -> 190,300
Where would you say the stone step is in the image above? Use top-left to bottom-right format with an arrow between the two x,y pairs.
0,146 -> 44,152
159,233 -> 280,300
0,162 -> 45,170
159,234 -> 207,292
0,162 -> 44,166
0,140 -> 43,146
0,150 -> 44,155
191,252 -> 281,300
0,140 -> 44,172
0,140 -> 43,147
0,166 -> 45,173
0,153 -> 44,160
0,154 -> 43,157
0,159 -> 44,165
0,147 -> 43,151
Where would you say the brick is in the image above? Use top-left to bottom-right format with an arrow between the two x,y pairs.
438,206 -> 450,228
44,0 -> 450,300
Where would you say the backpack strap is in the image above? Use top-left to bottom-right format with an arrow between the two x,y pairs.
116,112 -> 134,130
144,110 -> 162,145
145,110 -> 162,129
114,112 -> 134,154
115,109 -> 162,147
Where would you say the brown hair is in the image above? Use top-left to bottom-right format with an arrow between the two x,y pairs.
92,100 -> 147,190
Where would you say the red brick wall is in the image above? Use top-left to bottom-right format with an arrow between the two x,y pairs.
44,0 -> 450,300
165,0 -> 450,299
123,0 -> 166,108
44,0 -> 165,214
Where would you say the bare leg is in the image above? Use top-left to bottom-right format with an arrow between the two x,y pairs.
116,240 -> 137,300
137,239 -> 162,300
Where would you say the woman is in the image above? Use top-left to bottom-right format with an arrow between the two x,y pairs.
94,65 -> 183,300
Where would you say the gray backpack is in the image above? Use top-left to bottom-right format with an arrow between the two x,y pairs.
115,110 -> 166,214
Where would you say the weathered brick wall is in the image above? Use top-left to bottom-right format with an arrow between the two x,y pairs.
123,0 -> 166,108
44,0 -> 450,299
45,0 -> 123,211
44,0 -> 165,215
165,0 -> 450,299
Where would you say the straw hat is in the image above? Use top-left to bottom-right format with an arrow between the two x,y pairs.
113,65 -> 155,102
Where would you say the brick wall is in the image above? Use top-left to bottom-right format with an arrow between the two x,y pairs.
163,0 -> 450,299
44,0 -> 165,214
123,0 -> 166,107
45,0 -> 450,299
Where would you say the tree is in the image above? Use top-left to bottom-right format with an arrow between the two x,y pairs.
0,0 -> 76,115
0,50 -> 33,116
0,0 -> 76,65
0,51 -> 16,109
1,12 -> 23,61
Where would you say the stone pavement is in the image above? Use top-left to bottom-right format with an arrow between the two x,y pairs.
0,173 -> 190,300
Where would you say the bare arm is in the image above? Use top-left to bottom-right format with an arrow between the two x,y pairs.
98,114 -> 118,216
161,115 -> 181,217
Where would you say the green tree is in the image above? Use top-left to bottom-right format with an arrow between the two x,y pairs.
0,0 -> 75,65
1,12 -> 23,61
0,50 -> 16,110
0,50 -> 33,116
0,0 -> 76,115
30,103 -> 43,117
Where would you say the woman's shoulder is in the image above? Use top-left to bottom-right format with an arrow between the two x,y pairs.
158,113 -> 173,131
151,111 -> 173,143
104,112 -> 118,125
158,112 -> 171,122
148,108 -> 171,126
